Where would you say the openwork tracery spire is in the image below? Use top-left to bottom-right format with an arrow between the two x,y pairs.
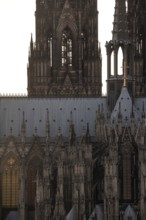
112,0 -> 128,41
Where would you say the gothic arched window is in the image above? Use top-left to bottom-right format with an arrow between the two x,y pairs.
63,166 -> 72,213
2,157 -> 19,208
118,47 -> 123,76
61,27 -> 73,67
48,36 -> 52,67
111,51 -> 114,76
27,157 -> 42,208
119,142 -> 138,202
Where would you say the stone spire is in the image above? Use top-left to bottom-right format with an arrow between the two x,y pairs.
45,109 -> 50,145
112,0 -> 128,41
69,111 -> 76,146
21,111 -> 26,143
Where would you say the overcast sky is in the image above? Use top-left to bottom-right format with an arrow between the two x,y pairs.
0,0 -> 115,95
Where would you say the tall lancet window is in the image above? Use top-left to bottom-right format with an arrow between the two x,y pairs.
27,157 -> 42,208
111,51 -> 114,76
61,27 -> 73,67
125,0 -> 128,12
119,142 -> 138,202
2,157 -> 19,207
118,47 -> 123,76
48,36 -> 52,67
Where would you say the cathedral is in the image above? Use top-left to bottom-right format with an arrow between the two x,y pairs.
0,0 -> 146,220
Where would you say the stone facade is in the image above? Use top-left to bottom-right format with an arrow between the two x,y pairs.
0,97 -> 102,220
1,0 -> 146,220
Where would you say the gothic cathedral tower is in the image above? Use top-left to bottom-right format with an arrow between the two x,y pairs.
27,0 -> 102,97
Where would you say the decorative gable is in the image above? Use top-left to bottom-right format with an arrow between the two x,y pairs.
57,0 -> 77,33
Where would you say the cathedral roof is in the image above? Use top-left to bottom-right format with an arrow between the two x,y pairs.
111,86 -> 138,125
0,97 -> 106,140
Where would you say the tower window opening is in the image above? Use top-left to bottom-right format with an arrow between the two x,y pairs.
27,158 -> 42,208
138,39 -> 143,54
125,0 -> 128,13
111,51 -> 114,76
61,28 -> 73,67
48,37 -> 52,67
118,47 -> 123,76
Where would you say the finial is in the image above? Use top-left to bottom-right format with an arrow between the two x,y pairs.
22,111 -> 26,127
46,109 -> 50,143
82,126 -> 86,135
125,116 -> 128,126
123,61 -> 127,87
46,109 -> 49,123
87,123 -> 89,133
10,127 -> 13,136
21,111 -> 26,142
58,127 -> 61,136
31,33 -> 33,42
86,123 -> 90,143
34,127 -> 37,136
70,111 -> 73,125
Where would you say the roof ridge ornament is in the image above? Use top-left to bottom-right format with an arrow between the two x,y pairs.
123,61 -> 127,87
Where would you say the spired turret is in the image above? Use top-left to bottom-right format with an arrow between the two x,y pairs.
106,0 -> 134,111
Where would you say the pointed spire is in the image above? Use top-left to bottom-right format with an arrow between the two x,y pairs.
69,111 -> 76,146
46,109 -> 50,144
80,123 -> 91,145
21,111 -> 25,130
30,33 -> 33,57
56,127 -> 64,146
112,0 -> 128,41
96,105 -> 101,120
30,33 -> 33,44
117,102 -> 123,135
86,123 -> 90,144
131,105 -> 136,136
34,127 -> 38,136
80,126 -> 86,144
21,111 -> 26,143
58,127 -> 61,136
10,127 -> 13,136
70,111 -> 73,125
